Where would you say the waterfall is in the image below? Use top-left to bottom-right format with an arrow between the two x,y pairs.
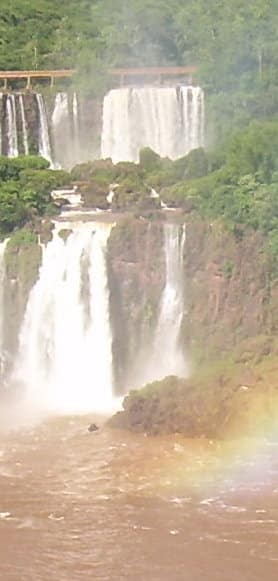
0,238 -> 9,375
179,86 -> 205,155
138,223 -> 187,385
19,95 -> 29,156
52,92 -> 81,169
52,92 -> 69,169
6,95 -> 19,158
12,221 -> 115,414
72,92 -> 81,162
36,93 -> 53,165
101,86 -> 205,163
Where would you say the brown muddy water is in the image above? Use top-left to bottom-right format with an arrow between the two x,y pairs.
0,415 -> 277,580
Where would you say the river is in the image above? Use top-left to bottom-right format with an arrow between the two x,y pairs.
0,415 -> 277,580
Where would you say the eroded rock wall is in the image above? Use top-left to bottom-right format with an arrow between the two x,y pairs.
3,236 -> 42,366
183,221 -> 277,362
107,217 -> 277,387
107,218 -> 165,392
1,215 -> 276,392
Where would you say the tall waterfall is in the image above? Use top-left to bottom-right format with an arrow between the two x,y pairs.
19,95 -> 29,156
138,223 -> 187,385
101,86 -> 205,163
36,93 -> 53,166
52,92 -> 81,169
12,222 -> 115,414
0,239 -> 9,375
6,95 -> 19,158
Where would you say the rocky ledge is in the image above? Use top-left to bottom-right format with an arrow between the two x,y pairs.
108,345 -> 278,439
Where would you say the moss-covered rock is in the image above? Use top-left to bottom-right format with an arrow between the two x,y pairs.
108,352 -> 278,438
3,227 -> 42,358
81,180 -> 109,209
39,219 -> 54,244
58,228 -> 73,242
139,147 -> 162,172
71,158 -> 116,183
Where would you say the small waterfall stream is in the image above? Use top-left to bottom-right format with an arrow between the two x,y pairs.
6,95 -> 19,158
36,93 -> 53,165
153,224 -> 187,377
19,95 -> 29,155
52,92 -> 82,169
12,221 -> 115,414
137,223 -> 187,386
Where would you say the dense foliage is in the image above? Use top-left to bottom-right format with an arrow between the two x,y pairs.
151,121 -> 278,273
0,0 -> 277,125
71,121 -> 278,275
0,157 -> 69,236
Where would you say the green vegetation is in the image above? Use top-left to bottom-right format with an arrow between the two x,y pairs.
0,0 -> 277,124
7,228 -> 37,247
73,119 -> 278,276
108,336 -> 278,437
0,156 -> 70,237
157,122 -> 278,275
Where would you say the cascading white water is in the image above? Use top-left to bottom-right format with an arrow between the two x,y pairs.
101,86 -> 205,163
52,92 -> 69,169
6,95 -> 19,158
36,93 -> 53,165
0,238 -> 9,374
138,223 -> 187,385
52,92 -> 82,169
13,221 -> 115,414
72,92 -> 81,162
19,95 -> 29,156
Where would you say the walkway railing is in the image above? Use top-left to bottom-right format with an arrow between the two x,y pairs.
0,67 -> 197,90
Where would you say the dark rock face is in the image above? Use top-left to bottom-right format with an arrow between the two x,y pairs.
107,216 -> 277,392
182,222 -> 277,362
107,218 -> 165,393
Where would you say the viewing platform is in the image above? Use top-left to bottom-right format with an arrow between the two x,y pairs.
110,66 -> 197,86
0,66 -> 197,90
0,69 -> 75,90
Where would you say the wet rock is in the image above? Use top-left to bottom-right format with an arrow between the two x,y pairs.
81,180 -> 109,209
107,370 -> 278,438
88,423 -> 99,433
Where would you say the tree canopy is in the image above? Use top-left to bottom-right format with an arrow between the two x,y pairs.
0,0 -> 276,92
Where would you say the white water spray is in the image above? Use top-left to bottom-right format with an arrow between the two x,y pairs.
19,95 -> 29,156
101,86 -> 205,163
6,95 -> 18,158
139,223 -> 187,385
72,92 -> 81,162
13,221 -> 115,414
36,93 -> 53,165
52,92 -> 82,169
